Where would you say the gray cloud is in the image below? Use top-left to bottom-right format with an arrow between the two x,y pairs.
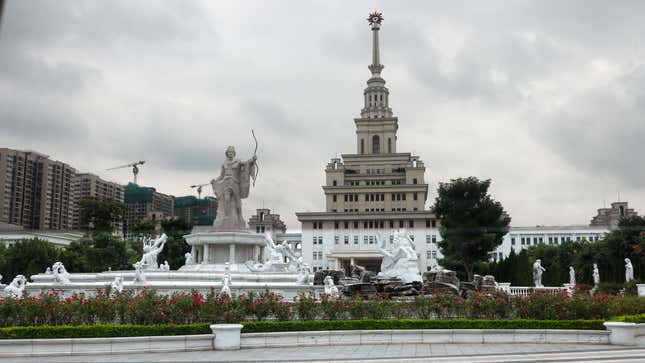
1,1 -> 644,229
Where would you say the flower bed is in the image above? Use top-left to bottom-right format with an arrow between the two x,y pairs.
1,289 -> 644,327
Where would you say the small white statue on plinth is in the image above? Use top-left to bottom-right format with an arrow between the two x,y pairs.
139,234 -> 167,270
45,267 -> 52,275
376,230 -> 422,283
4,275 -> 27,298
221,263 -> 232,297
533,259 -> 546,287
323,276 -> 339,298
569,266 -> 576,285
133,262 -> 146,284
296,263 -> 311,284
52,262 -> 71,284
110,277 -> 124,296
625,258 -> 634,282
593,263 -> 600,289
184,252 -> 193,265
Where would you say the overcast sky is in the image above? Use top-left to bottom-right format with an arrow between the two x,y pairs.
1,1 -> 644,230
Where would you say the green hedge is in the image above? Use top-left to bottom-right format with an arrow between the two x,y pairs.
241,319 -> 605,333
0,319 -> 606,339
0,324 -> 211,340
611,314 -> 645,323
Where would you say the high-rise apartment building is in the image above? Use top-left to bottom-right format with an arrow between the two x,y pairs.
296,14 -> 441,274
124,183 -> 174,238
0,148 -> 75,230
71,173 -> 125,231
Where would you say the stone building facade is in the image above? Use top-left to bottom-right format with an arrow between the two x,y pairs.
297,15 -> 441,274
590,201 -> 638,228
71,173 -> 124,231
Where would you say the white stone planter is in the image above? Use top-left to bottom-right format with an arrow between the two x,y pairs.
636,284 -> 645,297
210,324 -> 243,350
497,283 -> 511,293
604,322 -> 637,346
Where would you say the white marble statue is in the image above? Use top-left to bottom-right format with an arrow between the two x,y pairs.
220,273 -> 232,297
533,259 -> 546,287
161,261 -> 170,271
296,263 -> 311,284
4,275 -> 27,298
45,267 -> 52,275
264,233 -> 286,264
110,277 -> 124,296
210,145 -> 257,230
323,275 -> 339,298
569,266 -> 576,285
184,252 -> 193,265
625,258 -> 634,282
52,262 -> 71,284
593,263 -> 600,287
139,234 -> 167,270
133,262 -> 146,284
376,230 -> 422,283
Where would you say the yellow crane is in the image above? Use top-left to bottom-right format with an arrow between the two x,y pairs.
106,161 -> 146,185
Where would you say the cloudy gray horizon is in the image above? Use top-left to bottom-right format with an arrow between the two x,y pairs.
1,1 -> 644,231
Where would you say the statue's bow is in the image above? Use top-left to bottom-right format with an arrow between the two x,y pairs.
251,129 -> 259,186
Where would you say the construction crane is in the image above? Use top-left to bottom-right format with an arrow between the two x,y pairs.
190,183 -> 210,199
106,161 -> 146,185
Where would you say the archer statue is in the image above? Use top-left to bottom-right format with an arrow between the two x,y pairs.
211,131 -> 258,230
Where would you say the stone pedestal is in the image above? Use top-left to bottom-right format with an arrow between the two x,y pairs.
604,322 -> 637,346
211,324 -> 243,350
563,283 -> 575,296
636,284 -> 645,297
497,282 -> 511,293
181,230 -> 267,271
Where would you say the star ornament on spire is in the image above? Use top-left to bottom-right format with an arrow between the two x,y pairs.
367,11 -> 383,26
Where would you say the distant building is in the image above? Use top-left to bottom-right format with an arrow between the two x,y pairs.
490,225 -> 609,261
248,208 -> 300,259
0,148 -> 76,230
590,201 -> 638,228
123,183 -> 174,238
173,196 -> 217,226
71,173 -> 124,231
0,230 -> 84,248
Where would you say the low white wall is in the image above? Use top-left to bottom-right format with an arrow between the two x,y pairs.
241,329 -> 610,348
0,334 -> 212,358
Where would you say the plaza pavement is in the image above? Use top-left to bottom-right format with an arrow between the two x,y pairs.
1,343 -> 645,363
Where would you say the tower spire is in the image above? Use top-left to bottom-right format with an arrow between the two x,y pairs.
361,11 -> 393,119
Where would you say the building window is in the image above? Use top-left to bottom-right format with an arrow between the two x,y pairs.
354,236 -> 359,244
511,237 -> 516,245
389,235 -> 394,244
399,220 -> 404,228
426,251 -> 432,259
388,138 -> 392,153
313,252 -> 317,260
391,194 -> 395,201
432,251 -> 437,258
334,236 -> 339,244
312,236 -> 317,244
389,220 -> 394,228
360,139 -> 364,154
432,235 -> 437,243
413,178 -> 417,184
333,180 -> 337,186
521,237 -> 525,245
432,220 -> 436,228
334,221 -> 339,229
369,236 -> 374,244
372,135 -> 380,154
344,236 -> 349,244
333,195 -> 337,202
344,221 -> 349,229
413,192 -> 418,201
409,220 -> 414,228
363,236 -> 368,244
354,221 -> 358,229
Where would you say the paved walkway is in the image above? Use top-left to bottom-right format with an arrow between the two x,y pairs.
0,344 -> 642,363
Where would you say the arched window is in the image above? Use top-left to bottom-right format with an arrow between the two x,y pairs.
372,135 -> 380,154
387,138 -> 392,153
360,139 -> 364,154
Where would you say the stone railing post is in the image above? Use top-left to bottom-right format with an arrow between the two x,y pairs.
211,324 -> 243,350
604,322 -> 637,346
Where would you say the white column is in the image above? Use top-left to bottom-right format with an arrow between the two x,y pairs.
202,245 -> 209,264
229,244 -> 236,264
191,246 -> 196,264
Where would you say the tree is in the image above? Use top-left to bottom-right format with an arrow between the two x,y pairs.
79,197 -> 125,232
0,239 -> 61,282
60,233 -> 135,272
432,177 -> 511,281
158,218 -> 193,269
